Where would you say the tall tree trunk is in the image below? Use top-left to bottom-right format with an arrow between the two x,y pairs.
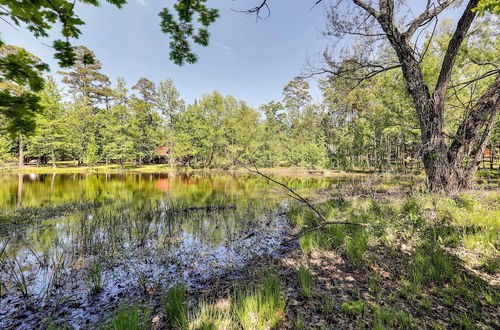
18,135 -> 24,168
367,0 -> 500,193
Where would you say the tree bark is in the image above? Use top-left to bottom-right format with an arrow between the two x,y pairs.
352,0 -> 499,193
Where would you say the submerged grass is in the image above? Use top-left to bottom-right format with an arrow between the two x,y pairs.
0,200 -> 103,237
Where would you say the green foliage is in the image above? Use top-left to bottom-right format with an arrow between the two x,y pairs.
159,1 -> 219,65
105,303 -> 151,330
162,284 -> 188,328
297,266 -> 314,297
340,300 -> 365,318
0,45 -> 47,135
473,0 -> 500,14
84,136 -> 101,167
87,260 -> 103,295
234,273 -> 286,329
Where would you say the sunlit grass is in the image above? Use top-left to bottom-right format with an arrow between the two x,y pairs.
234,273 -> 286,329
189,299 -> 233,330
297,266 -> 313,297
162,284 -> 188,329
104,303 -> 151,330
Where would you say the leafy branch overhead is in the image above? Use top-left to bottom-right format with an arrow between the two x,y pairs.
159,0 -> 219,65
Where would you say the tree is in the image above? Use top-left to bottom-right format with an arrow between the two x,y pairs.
130,78 -> 163,164
283,77 -> 313,119
132,78 -> 157,104
314,0 -> 499,193
26,77 -> 67,168
101,104 -> 134,167
156,78 -> 185,165
60,46 -> 112,107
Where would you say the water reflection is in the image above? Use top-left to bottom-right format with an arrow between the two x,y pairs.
0,172 -> 363,328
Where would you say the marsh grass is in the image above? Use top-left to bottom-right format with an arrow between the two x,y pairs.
87,261 -> 103,295
189,299 -> 233,330
104,303 -> 151,330
162,284 -> 188,328
291,196 -> 370,266
409,243 -> 455,285
286,177 -> 499,328
234,273 -> 286,329
297,266 -> 313,297
0,200 -> 102,237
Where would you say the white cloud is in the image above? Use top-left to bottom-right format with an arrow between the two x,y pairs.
213,41 -> 236,59
136,0 -> 148,7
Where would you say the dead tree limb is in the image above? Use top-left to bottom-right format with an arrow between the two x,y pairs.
239,160 -> 368,228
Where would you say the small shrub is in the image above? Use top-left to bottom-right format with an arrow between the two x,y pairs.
162,284 -> 188,328
297,266 -> 313,297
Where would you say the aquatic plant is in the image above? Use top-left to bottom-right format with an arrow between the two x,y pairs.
87,261 -> 103,295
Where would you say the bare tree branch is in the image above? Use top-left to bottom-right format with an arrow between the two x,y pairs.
404,0 -> 457,39
239,160 -> 368,227
352,0 -> 380,19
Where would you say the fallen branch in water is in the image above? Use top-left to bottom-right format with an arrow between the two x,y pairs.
240,160 -> 368,228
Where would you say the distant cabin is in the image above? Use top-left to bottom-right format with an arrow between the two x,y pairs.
154,146 -> 170,163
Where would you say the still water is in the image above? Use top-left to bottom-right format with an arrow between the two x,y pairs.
0,172 -> 353,327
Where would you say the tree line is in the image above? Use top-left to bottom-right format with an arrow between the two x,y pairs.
1,16 -> 497,172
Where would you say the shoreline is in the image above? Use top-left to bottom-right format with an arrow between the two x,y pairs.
0,164 -> 376,176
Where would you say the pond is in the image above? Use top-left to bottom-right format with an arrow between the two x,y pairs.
0,172 -> 359,328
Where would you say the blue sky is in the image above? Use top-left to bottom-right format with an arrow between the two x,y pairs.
2,1 -> 463,107
3,0 -> 331,107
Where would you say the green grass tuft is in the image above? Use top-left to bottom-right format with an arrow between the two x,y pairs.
105,303 -> 151,330
297,266 -> 314,297
162,284 -> 188,328
234,273 -> 286,329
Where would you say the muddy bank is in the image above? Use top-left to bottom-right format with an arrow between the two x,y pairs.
0,212 -> 291,329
